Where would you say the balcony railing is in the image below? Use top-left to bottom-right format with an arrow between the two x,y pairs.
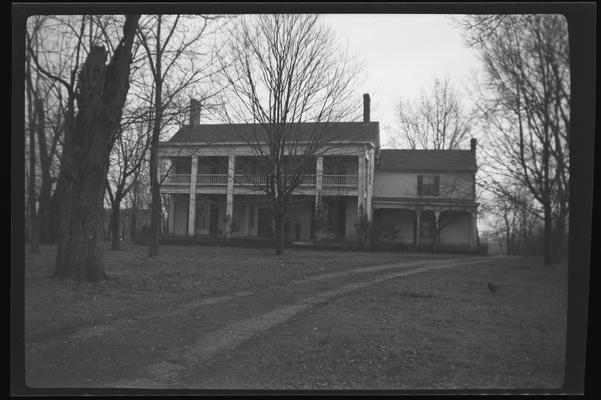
163,173 -> 359,188
323,174 -> 358,186
197,174 -> 228,185
234,174 -> 266,186
163,174 -> 191,184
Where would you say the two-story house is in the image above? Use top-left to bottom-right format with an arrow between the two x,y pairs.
157,94 -> 478,251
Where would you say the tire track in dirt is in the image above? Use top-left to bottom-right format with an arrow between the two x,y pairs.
27,257 -> 469,351
109,257 -> 492,388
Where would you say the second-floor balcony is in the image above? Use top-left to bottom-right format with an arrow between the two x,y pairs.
162,173 -> 358,188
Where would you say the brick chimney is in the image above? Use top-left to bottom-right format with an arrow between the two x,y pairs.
190,98 -> 201,127
363,93 -> 370,123
470,138 -> 477,154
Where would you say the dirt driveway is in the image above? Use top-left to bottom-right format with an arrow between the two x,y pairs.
26,255 -> 496,389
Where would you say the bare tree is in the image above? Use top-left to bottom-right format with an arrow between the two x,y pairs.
461,14 -> 570,265
136,14 -> 223,257
394,75 -> 472,150
53,15 -> 140,281
25,19 -> 43,253
217,14 -> 361,255
481,184 -> 542,255
26,15 -> 126,244
106,114 -> 152,250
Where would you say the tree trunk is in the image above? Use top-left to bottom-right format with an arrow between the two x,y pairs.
35,98 -> 53,244
274,215 -> 284,255
552,209 -> 567,263
148,140 -> 161,255
130,200 -> 138,242
542,202 -> 554,266
110,201 -> 121,250
28,99 -> 39,253
54,15 -> 139,281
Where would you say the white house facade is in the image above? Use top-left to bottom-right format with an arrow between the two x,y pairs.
157,95 -> 478,251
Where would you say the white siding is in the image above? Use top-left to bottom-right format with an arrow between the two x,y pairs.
374,171 -> 474,199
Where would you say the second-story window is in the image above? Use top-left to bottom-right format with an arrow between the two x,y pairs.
418,175 -> 440,196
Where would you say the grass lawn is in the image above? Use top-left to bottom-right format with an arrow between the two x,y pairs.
25,242 -> 435,342
23,244 -> 567,390
180,256 -> 568,390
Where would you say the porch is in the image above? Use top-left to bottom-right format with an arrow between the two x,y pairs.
372,205 -> 478,251
164,193 -> 360,242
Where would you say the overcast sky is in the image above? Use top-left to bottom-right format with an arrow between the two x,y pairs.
322,14 -> 483,149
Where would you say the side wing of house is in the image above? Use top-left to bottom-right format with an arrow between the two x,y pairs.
372,147 -> 478,250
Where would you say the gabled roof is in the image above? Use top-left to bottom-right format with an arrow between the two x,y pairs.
376,149 -> 477,172
166,122 -> 380,147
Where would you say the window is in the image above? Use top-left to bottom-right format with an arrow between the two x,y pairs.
418,175 -> 440,196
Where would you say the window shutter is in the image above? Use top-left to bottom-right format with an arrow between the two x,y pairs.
434,175 -> 440,196
417,175 -> 423,195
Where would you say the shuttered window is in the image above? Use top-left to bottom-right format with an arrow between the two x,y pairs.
418,175 -> 440,196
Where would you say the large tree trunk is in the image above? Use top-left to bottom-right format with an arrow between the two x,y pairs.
54,15 -> 139,281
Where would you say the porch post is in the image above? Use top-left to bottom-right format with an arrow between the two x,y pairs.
357,150 -> 366,218
187,156 -> 198,236
225,155 -> 235,239
415,207 -> 421,246
314,156 -> 323,240
157,156 -> 163,182
434,210 -> 441,247
470,209 -> 478,249
366,148 -> 375,222
168,194 -> 175,235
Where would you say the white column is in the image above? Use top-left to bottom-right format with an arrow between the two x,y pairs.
366,148 -> 375,222
434,210 -> 441,247
225,155 -> 235,239
187,156 -> 198,236
357,151 -> 366,218
168,195 -> 175,235
314,157 -> 323,240
415,207 -> 421,246
470,210 -> 478,249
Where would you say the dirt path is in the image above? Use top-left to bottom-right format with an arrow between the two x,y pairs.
26,256 -> 492,388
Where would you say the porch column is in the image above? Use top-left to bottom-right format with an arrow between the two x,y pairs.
357,151 -> 366,218
225,155 -> 235,239
187,156 -> 198,236
156,156 -> 163,182
168,195 -> 175,235
434,210 -> 441,247
366,148 -> 375,222
415,207 -> 421,246
314,157 -> 323,240
470,210 -> 478,249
